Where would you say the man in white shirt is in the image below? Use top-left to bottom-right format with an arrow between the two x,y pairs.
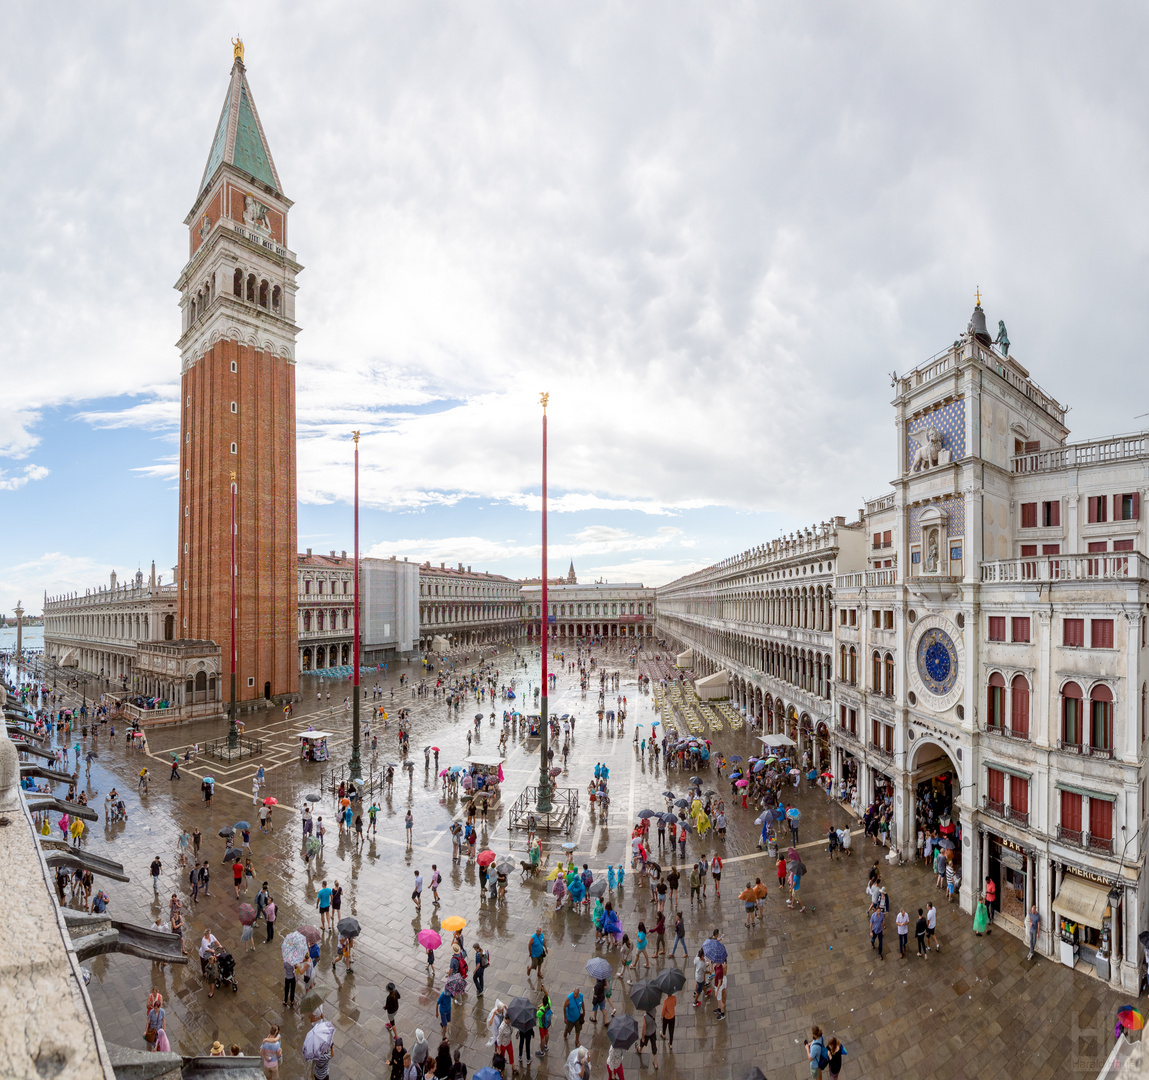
896,907 -> 910,958
926,902 -> 940,952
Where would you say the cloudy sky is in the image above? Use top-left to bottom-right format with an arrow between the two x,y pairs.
4,4 -> 1149,615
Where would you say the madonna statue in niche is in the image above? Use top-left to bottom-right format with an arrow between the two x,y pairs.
925,530 -> 940,573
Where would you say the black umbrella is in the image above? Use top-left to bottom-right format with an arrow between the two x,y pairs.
223,847 -> 243,862
645,861 -> 661,876
607,1014 -> 639,1049
662,791 -> 675,798
588,879 -> 608,898
652,967 -> 685,993
218,826 -> 235,837
337,917 -> 361,938
638,809 -> 658,819
704,789 -> 717,796
304,792 -> 322,803
744,1069 -> 768,1080
629,979 -> 663,1012
674,799 -> 690,808
474,714 -> 483,721
1141,930 -> 1149,949
507,997 -> 536,1032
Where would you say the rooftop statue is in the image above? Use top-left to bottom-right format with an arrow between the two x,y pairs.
994,320 -> 1010,358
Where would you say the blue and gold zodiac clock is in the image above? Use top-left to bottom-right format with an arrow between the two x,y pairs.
916,627 -> 958,696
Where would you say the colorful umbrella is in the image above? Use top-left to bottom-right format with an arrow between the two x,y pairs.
586,957 -> 613,980
441,916 -> 467,932
282,931 -> 308,966
238,903 -> 257,926
263,797 -> 278,805
417,929 -> 442,950
561,842 -> 577,851
298,924 -> 321,945
1117,1006 -> 1145,1030
444,974 -> 468,998
476,850 -> 497,867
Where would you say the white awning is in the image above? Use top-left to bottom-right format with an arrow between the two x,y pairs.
1053,874 -> 1111,929
675,649 -> 694,668
295,731 -> 334,740
760,733 -> 797,748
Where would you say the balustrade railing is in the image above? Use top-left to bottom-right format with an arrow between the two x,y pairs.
981,553 -> 1142,583
1012,433 -> 1149,474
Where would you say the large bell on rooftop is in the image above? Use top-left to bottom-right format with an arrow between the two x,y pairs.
968,302 -> 991,346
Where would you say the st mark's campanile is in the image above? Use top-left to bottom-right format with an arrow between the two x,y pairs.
175,40 -> 300,707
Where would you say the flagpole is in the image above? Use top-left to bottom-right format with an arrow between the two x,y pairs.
536,392 -> 553,813
349,431 -> 363,779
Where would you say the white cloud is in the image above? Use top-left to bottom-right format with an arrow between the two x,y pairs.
0,409 -> 41,459
0,552 -> 115,615
76,399 -> 180,431
0,464 -> 49,492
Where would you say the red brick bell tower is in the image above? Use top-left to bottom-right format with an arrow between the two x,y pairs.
175,39 -> 300,709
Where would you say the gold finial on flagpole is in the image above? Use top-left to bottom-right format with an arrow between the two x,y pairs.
352,430 -> 360,444
540,392 -> 549,411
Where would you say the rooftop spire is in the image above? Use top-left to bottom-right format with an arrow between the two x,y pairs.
199,44 -> 282,198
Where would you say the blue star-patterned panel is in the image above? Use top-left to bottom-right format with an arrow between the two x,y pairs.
908,497 -> 965,542
907,399 -> 966,468
916,628 -> 959,696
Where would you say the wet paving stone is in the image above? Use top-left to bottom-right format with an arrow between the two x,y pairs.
25,647 -> 1137,1079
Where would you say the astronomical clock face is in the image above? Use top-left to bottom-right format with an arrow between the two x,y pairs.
907,615 -> 964,711
916,628 -> 958,696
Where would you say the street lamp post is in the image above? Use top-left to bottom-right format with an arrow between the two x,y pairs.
227,471 -> 239,749
349,432 -> 363,780
536,393 -> 554,814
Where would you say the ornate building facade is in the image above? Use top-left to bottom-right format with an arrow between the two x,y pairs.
419,563 -> 522,651
521,575 -> 657,642
655,522 -> 866,762
175,42 -> 301,707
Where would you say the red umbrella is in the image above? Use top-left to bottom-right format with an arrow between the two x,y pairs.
298,924 -> 321,945
431,746 -> 440,752
476,850 -> 497,867
263,797 -> 278,806
238,903 -> 257,926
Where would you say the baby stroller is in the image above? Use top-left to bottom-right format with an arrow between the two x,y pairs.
214,950 -> 239,992
106,800 -> 127,823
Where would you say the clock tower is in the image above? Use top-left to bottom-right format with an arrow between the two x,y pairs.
175,41 -> 301,709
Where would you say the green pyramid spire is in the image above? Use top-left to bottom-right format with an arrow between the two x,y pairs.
198,55 -> 282,197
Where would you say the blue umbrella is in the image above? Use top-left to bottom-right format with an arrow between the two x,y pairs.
234,821 -> 251,831
702,938 -> 728,963
475,1070 -> 503,1080
752,760 -> 767,773
728,755 -> 743,763
586,957 -> 613,980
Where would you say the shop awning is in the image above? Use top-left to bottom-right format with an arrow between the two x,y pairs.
1053,874 -> 1111,929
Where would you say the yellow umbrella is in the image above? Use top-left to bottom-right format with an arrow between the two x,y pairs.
441,916 -> 467,932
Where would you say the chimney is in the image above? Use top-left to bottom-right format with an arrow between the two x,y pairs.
857,510 -> 865,522
458,563 -> 464,572
330,550 -> 336,558
307,548 -> 312,557
467,565 -> 472,573
441,562 -> 445,569
834,517 -> 845,527
341,550 -> 346,560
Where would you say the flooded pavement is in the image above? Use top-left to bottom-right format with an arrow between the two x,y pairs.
13,646 -> 1129,1080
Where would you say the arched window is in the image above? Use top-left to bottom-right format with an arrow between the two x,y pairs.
272,285 -> 281,312
840,645 -> 847,683
1010,675 -> 1030,739
189,298 -> 196,322
317,611 -> 325,631
246,274 -> 256,302
1062,682 -> 1083,748
884,654 -> 894,697
233,268 -> 243,297
303,610 -> 311,631
872,651 -> 882,692
342,610 -> 349,629
848,647 -> 857,686
987,672 -> 1005,730
259,279 -> 269,308
1090,685 -> 1114,754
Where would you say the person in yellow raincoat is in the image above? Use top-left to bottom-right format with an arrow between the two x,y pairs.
696,811 -> 711,840
69,817 -> 85,847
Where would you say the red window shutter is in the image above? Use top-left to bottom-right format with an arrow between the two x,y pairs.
1088,541 -> 1107,553
988,617 -> 1006,641
1042,544 -> 1060,555
873,533 -> 881,548
1114,539 -> 1135,552
1060,790 -> 1082,832
1011,618 -> 1030,643
1088,497 -> 1098,523
987,768 -> 1005,804
1090,798 -> 1113,843
1064,619 -> 1084,647
1092,619 -> 1114,649
1048,500 -> 1061,526
1021,503 -> 1037,528
1020,545 -> 1037,557
1010,776 -> 1029,815
1024,440 -> 1040,453
1011,677 -> 1030,736
1134,492 -> 1141,520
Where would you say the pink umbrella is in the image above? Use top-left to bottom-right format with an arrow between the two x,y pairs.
417,929 -> 442,950
736,779 -> 749,788
439,769 -> 449,777
298,924 -> 321,945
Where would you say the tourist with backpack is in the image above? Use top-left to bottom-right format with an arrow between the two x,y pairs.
805,1025 -> 829,1078
473,943 -> 489,995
